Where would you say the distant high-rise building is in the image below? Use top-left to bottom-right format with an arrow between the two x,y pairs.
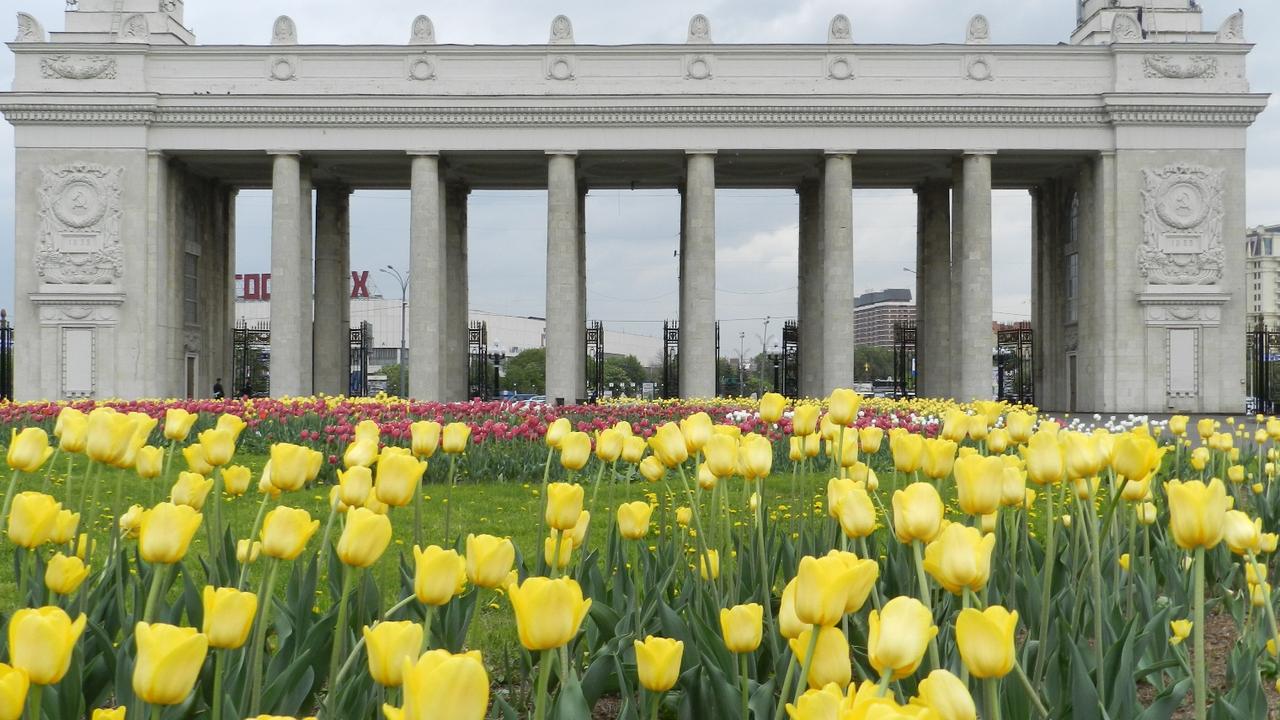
854,289 -> 916,349
1247,225 -> 1280,329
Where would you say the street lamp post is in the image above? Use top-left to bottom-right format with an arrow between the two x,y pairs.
738,331 -> 746,393
380,266 -> 410,396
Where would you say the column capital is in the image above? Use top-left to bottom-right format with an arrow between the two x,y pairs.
685,149 -> 718,156
406,150 -> 440,158
823,149 -> 858,157
961,149 -> 999,157
546,150 -> 579,157
266,150 -> 302,157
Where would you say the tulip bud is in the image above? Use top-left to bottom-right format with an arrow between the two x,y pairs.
132,622 -> 207,705
363,621 -> 424,688
545,533 -> 574,569
465,534 -> 515,589
635,636 -> 683,693
414,545 -> 467,606
700,549 -> 720,580
913,670 -> 977,720
827,389 -> 861,426
923,523 -> 996,595
507,576 -> 592,650
719,603 -> 764,654
260,506 -> 319,561
790,625 -> 852,689
616,501 -> 653,540
1167,478 -> 1231,550
6,428 -> 54,473
868,596 -> 937,680
759,392 -> 787,424
639,456 -> 666,483
0,663 -> 29,720
236,539 -> 261,564
595,428 -> 624,463
545,482 -> 585,531
139,502 -> 203,564
441,422 -> 471,454
48,508 -> 79,545
545,417 -> 572,448
9,606 -> 86,685
170,471 -> 213,511
676,506 -> 693,527
558,431 -> 592,472
1170,619 -> 1192,645
394,650 -> 489,720
374,453 -> 427,508
197,428 -> 235,467
201,586 -> 257,650
7,491 -> 60,549
892,482 -> 944,545
163,408 -> 198,442
337,507 -> 393,568
45,553 -> 89,595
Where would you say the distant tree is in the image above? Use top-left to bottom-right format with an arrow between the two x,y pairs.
503,348 -> 546,394
855,346 -> 894,381
382,363 -> 404,396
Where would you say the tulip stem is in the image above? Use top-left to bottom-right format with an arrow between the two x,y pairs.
770,657 -> 797,720
875,670 -> 893,697
238,491 -> 273,589
533,649 -> 555,720
443,454 -> 458,544
536,448 -> 554,575
1,468 -> 21,525
739,652 -> 750,720
1032,482 -> 1057,686
910,540 -> 940,671
211,649 -> 226,720
413,472 -> 424,550
1086,494 -> 1106,706
792,624 -> 821,705
247,557 -> 281,714
325,565 -> 357,719
142,563 -> 168,623
1247,552 -> 1280,661
1010,658 -> 1050,719
648,690 -> 661,720
26,684 -> 42,720
675,463 -> 721,608
210,466 -> 225,584
421,604 -> 436,652
984,678 -> 1002,720
149,703 -> 161,720
755,477 -> 781,661
1192,546 -> 1206,720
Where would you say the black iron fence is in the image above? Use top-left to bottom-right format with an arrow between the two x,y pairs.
0,310 -> 13,401
995,326 -> 1034,405
1248,327 -> 1280,414
468,321 -> 491,400
586,321 -> 605,401
348,321 -> 372,397
891,322 -> 917,399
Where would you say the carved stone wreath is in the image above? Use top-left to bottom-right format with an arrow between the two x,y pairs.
1143,55 -> 1217,79
35,164 -> 124,285
1137,164 -> 1225,286
40,55 -> 117,80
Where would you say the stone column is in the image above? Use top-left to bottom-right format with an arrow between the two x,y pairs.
952,152 -> 995,401
915,180 -> 952,398
297,165 -> 314,393
313,184 -> 351,396
445,183 -> 470,400
680,151 -> 717,398
546,152 -> 583,405
268,151 -> 311,397
408,152 -> 447,400
576,183 -> 589,400
797,178 -> 824,398
145,151 -> 181,396
821,152 -> 854,395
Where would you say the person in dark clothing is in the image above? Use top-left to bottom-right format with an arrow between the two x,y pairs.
213,378 -> 225,399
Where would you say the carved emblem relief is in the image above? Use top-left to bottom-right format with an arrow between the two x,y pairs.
269,56 -> 298,81
965,55 -> 994,81
687,14 -> 711,43
1112,13 -> 1143,42
966,15 -> 990,44
1137,165 -> 1225,286
40,55 -> 117,80
828,15 -> 852,43
1143,55 -> 1217,79
16,12 -> 45,42
546,55 -> 576,81
1217,10 -> 1244,43
410,15 -> 435,44
549,15 -> 574,44
406,55 -> 436,81
118,13 -> 149,43
271,15 -> 297,45
686,55 -> 712,80
827,56 -> 855,80
35,164 -> 125,285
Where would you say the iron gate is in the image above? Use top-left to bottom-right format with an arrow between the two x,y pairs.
995,326 -> 1034,404
892,322 -> 917,399
468,321 -> 491,400
348,321 -> 372,397
232,320 -> 271,398
0,309 -> 13,401
662,320 -> 679,399
781,320 -> 799,398
1247,327 -> 1280,414
586,321 -> 604,402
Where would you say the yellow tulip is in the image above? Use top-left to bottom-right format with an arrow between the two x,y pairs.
923,524 -> 995,595
986,427 -> 1011,454
546,482 -> 584,531
545,417 -> 573,448
826,477 -> 859,518
788,436 -> 804,463
237,539 -> 261,564
170,471 -> 213,511
704,434 -> 739,478
544,534 -> 574,569
940,409 -> 969,443
639,455 -> 666,483
343,439 -> 379,469
956,606 -> 1017,678
8,606 -> 86,684
215,413 -> 246,442
1223,510 -> 1263,556
164,408 -> 198,442
1119,553 -> 1130,572
1189,446 -> 1210,471
465,534 -> 515,589
132,622 -> 208,705
740,435 -> 772,480
6,428 -> 53,473
1000,465 -> 1027,507
793,555 -> 855,626
1005,410 -> 1036,443
784,683 -> 844,720
391,649 -> 489,720
135,445 -> 164,479
892,482 -> 944,544
1022,429 -> 1065,485
953,454 -> 1004,516
890,431 -> 925,474
675,506 -> 693,527
1112,433 -> 1162,483
201,586 -> 257,650
44,553 -> 89,595
559,431 -> 592,471
86,408 -> 133,466
337,507 -> 393,568
139,502 -> 203,564
410,420 -> 441,458
1062,431 -> 1104,480
1168,415 -> 1189,437
363,621 -> 424,688
700,549 -> 720,580
198,428 -> 235,467
595,428 -> 624,462
55,407 -> 88,454
778,579 -> 806,639
1137,502 -> 1158,525
621,435 -> 647,464
979,512 -> 998,535
441,422 -> 470,454
507,576 -> 592,650
76,533 -> 92,560
827,389 -> 860,426
634,636 -> 683,693
650,422 -> 689,467
867,596 -> 938,680
1170,619 -> 1192,645
48,508 -> 79,545
858,426 -> 884,454
181,443 -> 213,476
1253,582 -> 1271,607
1228,464 -> 1246,484
350,419 -> 379,445
260,506 -> 319,560
414,545 -> 467,606
268,443 -> 311,492
912,669 -> 977,720
1196,418 -> 1217,440
119,504 -> 145,538
0,663 -> 28,720
720,603 -> 763,654
374,454 -> 427,508
834,487 -> 876,539
1263,533 -> 1279,553
214,465 -> 250,499
679,412 -> 714,454
616,501 -> 653,540
1166,478 -> 1231,550
825,549 -> 880,613
759,392 -> 787,424
789,625 -> 852,689
792,404 -> 820,436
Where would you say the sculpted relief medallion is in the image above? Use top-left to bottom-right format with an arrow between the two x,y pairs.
40,55 -> 117,80
1137,165 -> 1225,286
35,164 -> 125,285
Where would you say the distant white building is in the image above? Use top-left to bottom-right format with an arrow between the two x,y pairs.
1247,225 -> 1280,330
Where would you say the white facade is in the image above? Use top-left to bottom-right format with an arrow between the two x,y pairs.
1247,225 -> 1280,330
3,1 -> 1267,411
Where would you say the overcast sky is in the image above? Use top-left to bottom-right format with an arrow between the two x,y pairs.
2,0 -> 1276,360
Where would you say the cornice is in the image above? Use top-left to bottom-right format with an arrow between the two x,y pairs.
0,101 -> 1265,128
